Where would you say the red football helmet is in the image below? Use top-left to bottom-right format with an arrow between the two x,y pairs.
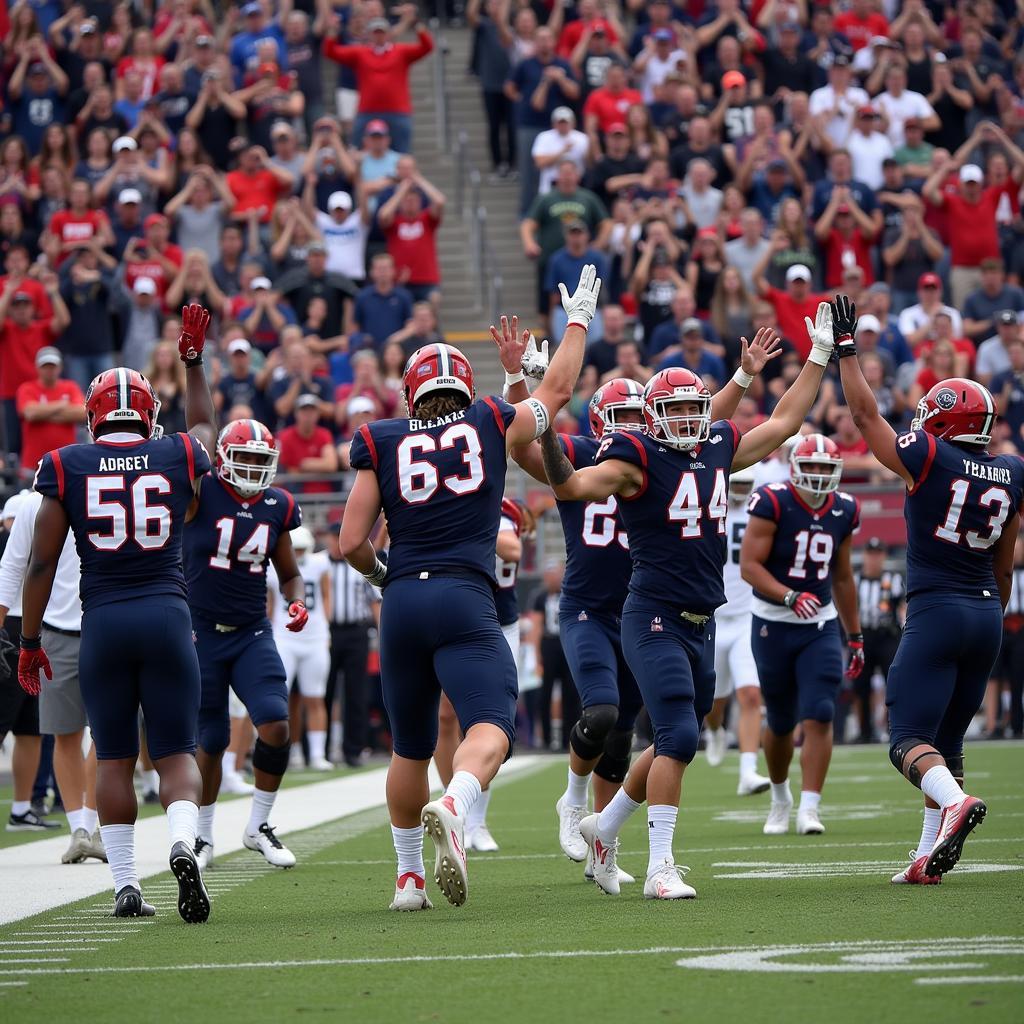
789,433 -> 843,496
402,343 -> 475,413
85,367 -> 160,439
588,377 -> 645,438
642,368 -> 711,450
216,419 -> 279,497
500,496 -> 523,535
911,377 -> 996,447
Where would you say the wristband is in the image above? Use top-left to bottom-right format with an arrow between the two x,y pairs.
783,590 -> 797,608
731,367 -> 754,389
808,345 -> 832,367
504,368 -> 525,386
835,333 -> 857,359
364,558 -> 387,588
567,321 -> 588,332
20,635 -> 41,650
184,355 -> 203,368
848,632 -> 864,643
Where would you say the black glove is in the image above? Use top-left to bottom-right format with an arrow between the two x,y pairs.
831,294 -> 857,359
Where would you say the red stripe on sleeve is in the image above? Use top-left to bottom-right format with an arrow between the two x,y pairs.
359,423 -> 378,470
283,488 -> 297,528
483,396 -> 507,436
561,433 -> 575,465
620,431 -> 649,501
909,433 -> 937,495
765,487 -> 781,521
51,450 -> 65,500
728,420 -> 740,449
180,432 -> 196,482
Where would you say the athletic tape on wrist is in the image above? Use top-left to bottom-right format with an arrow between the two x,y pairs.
732,368 -> 754,389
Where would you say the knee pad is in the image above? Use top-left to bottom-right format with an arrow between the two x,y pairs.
594,729 -> 633,784
944,753 -> 964,784
569,703 -> 618,761
253,738 -> 290,777
807,696 -> 836,725
197,707 -> 230,756
888,737 -> 934,786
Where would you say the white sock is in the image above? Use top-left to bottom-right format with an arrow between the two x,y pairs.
67,808 -> 85,832
166,800 -> 198,847
308,730 -> 327,762
771,780 -> 792,804
222,751 -> 237,775
920,765 -> 964,808
917,806 -> 942,855
564,767 -> 590,807
596,788 -> 641,839
444,770 -> 482,819
391,824 -> 425,877
466,787 -> 491,833
143,769 -> 158,792
739,752 -> 758,778
799,790 -> 821,813
12,800 -> 30,816
247,788 -> 277,835
647,804 -> 678,875
81,807 -> 98,834
101,823 -> 138,894
198,804 -> 216,843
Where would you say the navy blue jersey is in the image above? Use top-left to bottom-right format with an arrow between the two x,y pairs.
349,397 -> 517,584
896,430 -> 1024,598
184,476 -> 301,626
557,433 -> 631,613
35,432 -> 211,611
747,482 -> 859,606
596,421 -> 739,612
494,512 -> 520,627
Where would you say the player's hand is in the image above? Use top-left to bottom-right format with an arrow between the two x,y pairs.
803,301 -> 834,367
489,314 -> 528,373
17,641 -> 51,696
286,600 -> 308,632
178,302 -> 210,363
522,333 -> 549,380
739,326 -> 781,377
831,293 -> 857,358
784,590 -> 821,620
845,633 -> 865,679
558,263 -> 602,331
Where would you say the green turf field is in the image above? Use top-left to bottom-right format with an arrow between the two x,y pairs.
1,743 -> 1021,1023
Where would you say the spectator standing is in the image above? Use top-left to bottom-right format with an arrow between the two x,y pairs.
267,339 -> 334,429
377,172 -> 445,303
230,1 -> 286,81
808,55 -> 868,149
9,42 -> 69,155
532,107 -> 589,194
582,63 -> 642,148
184,65 -> 248,172
880,194 -> 944,314
225,144 -> 294,228
43,179 -> 114,268
962,259 -> 1024,343
353,253 -> 414,349
814,193 -> 877,288
656,317 -> 727,388
544,220 -> 608,341
976,311 -> 1023,385
113,275 -> 161,371
277,393 -> 339,494
303,183 -> 369,285
121,212 -> 183,302
15,347 -> 85,476
58,250 -> 117,390
163,165 -> 236,264
847,106 -> 894,191
468,0 -> 516,177
236,275 -> 297,353
896,271 -> 964,350
215,338 -> 268,423
992,336 -> 1024,448
724,208 -> 769,294
754,256 -> 828,358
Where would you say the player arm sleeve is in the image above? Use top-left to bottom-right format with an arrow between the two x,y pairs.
0,496 -> 37,610
746,485 -> 781,522
33,451 -> 63,500
894,430 -> 936,492
349,423 -> 377,471
594,432 -> 646,499
282,489 -> 302,531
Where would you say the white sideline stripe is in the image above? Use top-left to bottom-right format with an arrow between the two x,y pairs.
0,756 -> 545,926
917,976 -> 1024,986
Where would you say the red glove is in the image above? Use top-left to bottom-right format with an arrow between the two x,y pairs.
286,600 -> 308,632
18,641 -> 51,696
784,590 -> 821,620
845,633 -> 865,680
178,303 -> 211,364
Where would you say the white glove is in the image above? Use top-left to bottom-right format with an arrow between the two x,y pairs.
803,301 -> 834,367
558,263 -> 602,330
521,334 -> 549,380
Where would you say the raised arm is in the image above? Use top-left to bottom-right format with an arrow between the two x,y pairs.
179,303 -> 217,455
709,327 -> 781,420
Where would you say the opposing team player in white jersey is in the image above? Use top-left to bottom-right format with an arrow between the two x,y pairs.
704,466 -> 770,795
268,527 -> 333,769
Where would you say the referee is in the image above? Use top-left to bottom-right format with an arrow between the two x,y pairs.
853,538 -> 905,744
322,527 -> 379,767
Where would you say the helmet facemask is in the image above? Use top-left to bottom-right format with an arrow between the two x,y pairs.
648,394 -> 711,450
791,454 -> 842,497
219,444 -> 279,497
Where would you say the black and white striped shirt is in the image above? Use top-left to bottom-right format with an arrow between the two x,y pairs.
855,570 -> 906,631
327,556 -> 377,625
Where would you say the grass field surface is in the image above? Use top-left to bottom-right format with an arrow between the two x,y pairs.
1,743 -> 1021,1023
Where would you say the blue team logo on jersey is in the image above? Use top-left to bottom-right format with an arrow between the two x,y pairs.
935,387 -> 958,411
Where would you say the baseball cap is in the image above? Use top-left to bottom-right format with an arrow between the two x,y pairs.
857,105 -> 877,117
365,119 -> 389,136
590,18 -> 611,34
251,276 -> 272,290
681,317 -> 703,335
997,309 -> 1019,326
832,53 -> 851,68
606,122 -> 628,135
564,217 -> 587,232
653,27 -> 673,41
228,338 -> 252,354
722,70 -> 746,90
28,61 -> 47,75
295,393 -> 319,409
786,264 -> 811,283
918,271 -> 941,289
857,314 -> 882,333
11,290 -> 32,303
327,190 -> 353,212
144,213 -> 168,230
133,276 -> 157,296
258,61 -> 279,77
368,17 -> 390,30
118,187 -> 142,205
780,20 -> 801,31
270,121 -> 293,139
904,116 -> 922,129
35,346 -> 62,367
243,2 -> 262,15
80,20 -> 97,34
552,106 -> 575,124
195,34 -> 213,46
867,281 -> 890,296
348,396 -> 376,416
112,136 -> 137,153
933,52 -> 947,64
865,536 -> 885,552
959,163 -> 984,184
836,203 -> 852,213
767,157 -> 787,172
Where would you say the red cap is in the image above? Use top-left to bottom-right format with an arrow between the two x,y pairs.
144,213 -> 168,230
606,122 -> 628,135
590,17 -> 611,33
857,105 -> 876,117
258,61 -> 278,76
836,203 -> 851,213
365,118 -> 390,135
697,226 -> 718,239
918,271 -> 941,288
722,70 -> 746,90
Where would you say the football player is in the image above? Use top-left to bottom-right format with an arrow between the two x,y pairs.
339,267 -> 602,911
740,435 -> 863,836
542,306 -> 835,899
834,294 -> 1024,883
703,465 -> 771,797
19,364 -> 212,922
181,306 -> 309,871
268,526 -> 332,771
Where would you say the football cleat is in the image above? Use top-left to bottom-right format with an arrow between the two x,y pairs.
308,756 -> 334,772
243,823 -> 296,868
467,825 -> 499,852
61,827 -> 93,864
7,808 -> 61,831
112,886 -> 155,918
169,840 -> 211,923
925,796 -> 987,878
555,796 -> 588,862
704,727 -> 727,768
220,770 -> 255,796
421,797 -> 469,907
796,807 -> 825,835
87,827 -> 108,862
644,858 -> 697,900
579,814 -> 620,895
737,772 -> 771,796
194,837 -> 214,870
763,799 -> 792,835
891,850 -> 941,885
390,872 -> 433,911
584,851 -> 635,884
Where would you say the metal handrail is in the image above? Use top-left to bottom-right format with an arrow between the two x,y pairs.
428,18 -> 451,152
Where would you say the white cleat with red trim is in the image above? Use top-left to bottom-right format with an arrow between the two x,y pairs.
925,796 -> 987,879
578,814 -> 620,895
891,850 -> 940,885
389,871 -> 433,911
644,858 -> 697,900
421,796 -> 469,906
